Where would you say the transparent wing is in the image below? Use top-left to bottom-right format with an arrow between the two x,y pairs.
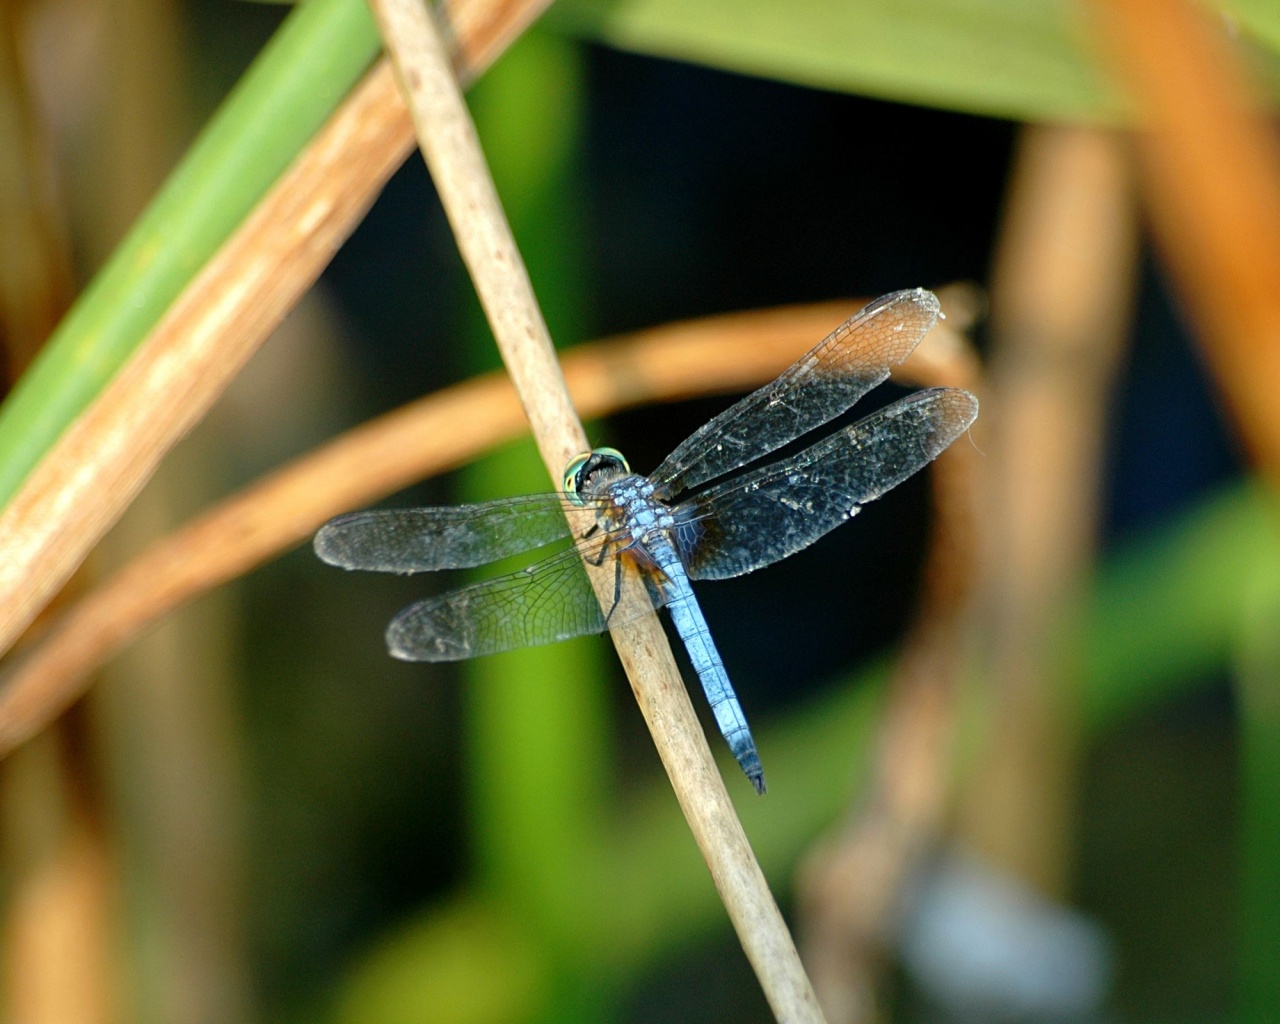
313,494 -> 586,573
680,388 -> 978,580
650,289 -> 941,498
386,543 -> 669,661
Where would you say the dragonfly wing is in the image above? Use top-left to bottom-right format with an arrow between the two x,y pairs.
387,544 -> 670,661
314,494 -> 579,573
651,289 -> 941,498
682,388 -> 978,580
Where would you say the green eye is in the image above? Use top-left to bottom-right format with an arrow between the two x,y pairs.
563,447 -> 630,503
562,452 -> 592,500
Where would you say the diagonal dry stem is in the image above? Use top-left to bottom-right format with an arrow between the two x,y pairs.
0,299 -> 970,756
0,302 -> 971,761
366,0 -> 827,1018
797,297 -> 985,1024
1087,0 -> 1280,481
0,0 -> 550,662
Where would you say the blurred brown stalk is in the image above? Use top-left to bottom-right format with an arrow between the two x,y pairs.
0,0 -> 551,664
0,300 -> 971,754
1089,0 -> 1280,481
799,293 -> 984,1024
0,5 -> 544,1021
799,117 -> 1138,1023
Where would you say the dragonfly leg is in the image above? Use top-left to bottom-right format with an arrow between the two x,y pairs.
582,524 -> 618,570
604,553 -> 624,624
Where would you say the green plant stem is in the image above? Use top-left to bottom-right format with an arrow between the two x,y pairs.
1236,518 -> 1280,1024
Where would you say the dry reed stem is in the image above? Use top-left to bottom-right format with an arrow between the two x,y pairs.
0,5 -> 74,381
2,19 -> 115,1021
0,0 -> 549,661
797,309 -> 983,1024
958,125 -> 1136,896
799,124 -> 1136,1021
367,0 -> 827,1017
2,743 -> 114,1024
1088,0 -> 1280,482
0,302 -> 972,753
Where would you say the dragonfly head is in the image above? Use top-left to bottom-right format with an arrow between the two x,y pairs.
563,447 -> 630,502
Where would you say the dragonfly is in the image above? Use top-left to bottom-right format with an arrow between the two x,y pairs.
314,289 -> 978,793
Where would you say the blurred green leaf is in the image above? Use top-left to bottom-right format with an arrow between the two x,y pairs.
1235,519 -> 1280,1024
1226,0 -> 1280,55
0,0 -> 380,507
1079,481 -> 1280,732
549,0 -> 1122,122
333,479 -> 1280,1018
550,0 -> 1280,124
331,899 -> 548,1024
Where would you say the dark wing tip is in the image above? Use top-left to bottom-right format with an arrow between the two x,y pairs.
939,384 -> 979,418
313,511 -> 380,569
867,286 -> 941,335
945,387 -> 980,435
386,602 -> 470,662
386,606 -> 426,661
827,288 -> 943,372
879,286 -> 940,314
312,520 -> 350,568
907,386 -> 980,447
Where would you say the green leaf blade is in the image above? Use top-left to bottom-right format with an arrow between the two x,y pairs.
0,0 -> 381,506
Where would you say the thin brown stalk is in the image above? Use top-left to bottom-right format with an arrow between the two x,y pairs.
2,734 -> 114,1024
0,4 -> 74,384
0,0 -> 550,661
0,300 -> 970,759
797,302 -> 983,1024
958,125 -> 1136,897
367,0 -> 825,1018
1088,0 -> 1280,482
0,305 -> 835,747
796,120 -> 1135,1012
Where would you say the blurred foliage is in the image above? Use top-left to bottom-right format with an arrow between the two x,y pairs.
1236,537 -> 1280,1024
1224,0 -> 1280,52
0,0 -> 380,505
7,0 -> 1280,515
550,0 -> 1280,123
329,480 -> 1280,1022
551,0 -> 1121,123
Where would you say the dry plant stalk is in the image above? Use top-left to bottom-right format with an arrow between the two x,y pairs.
0,0 -> 551,662
0,68 -> 408,659
0,303 -> 976,751
956,125 -> 1135,897
1089,0 -> 1280,481
366,0 -> 825,1018
2,737 -> 114,1024
799,125 -> 1135,1024
797,300 -> 983,1024
0,303 -> 970,760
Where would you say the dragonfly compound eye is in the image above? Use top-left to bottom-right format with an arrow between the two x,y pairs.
562,447 -> 630,503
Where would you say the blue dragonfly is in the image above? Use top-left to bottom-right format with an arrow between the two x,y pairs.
315,289 -> 978,793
